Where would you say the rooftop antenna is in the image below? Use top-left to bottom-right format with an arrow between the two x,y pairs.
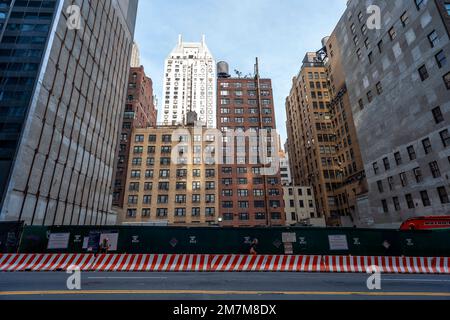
234,70 -> 242,78
178,34 -> 182,46
201,34 -> 206,46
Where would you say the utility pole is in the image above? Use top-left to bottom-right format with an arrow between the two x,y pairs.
255,58 -> 272,228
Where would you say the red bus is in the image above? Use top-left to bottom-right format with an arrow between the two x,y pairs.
400,216 -> 450,230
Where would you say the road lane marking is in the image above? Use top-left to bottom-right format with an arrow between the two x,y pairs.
383,278 -> 450,283
87,277 -> 168,280
0,290 -> 449,297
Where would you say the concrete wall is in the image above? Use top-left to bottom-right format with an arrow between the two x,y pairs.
1,0 -> 137,226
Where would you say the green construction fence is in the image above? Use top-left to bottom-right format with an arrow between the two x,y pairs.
16,225 -> 450,257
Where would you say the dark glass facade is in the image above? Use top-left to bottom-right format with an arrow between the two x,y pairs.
0,0 -> 58,207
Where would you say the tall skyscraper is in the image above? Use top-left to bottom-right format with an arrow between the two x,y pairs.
161,35 -> 216,128
322,33 -> 368,227
113,65 -> 157,210
217,60 -> 285,227
130,42 -> 141,68
286,53 -> 339,225
328,0 -> 450,227
0,0 -> 139,226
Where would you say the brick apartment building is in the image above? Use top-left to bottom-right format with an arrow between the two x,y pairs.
113,66 -> 157,209
217,61 -> 285,227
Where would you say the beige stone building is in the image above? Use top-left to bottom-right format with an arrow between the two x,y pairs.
119,122 -> 219,226
285,53 -> 340,225
283,186 -> 325,227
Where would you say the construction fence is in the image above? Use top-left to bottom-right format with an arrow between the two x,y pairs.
10,224 -> 450,257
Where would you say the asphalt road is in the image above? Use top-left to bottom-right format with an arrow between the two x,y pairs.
0,272 -> 449,300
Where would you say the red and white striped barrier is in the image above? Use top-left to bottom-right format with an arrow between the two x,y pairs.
0,254 -> 448,274
209,255 -> 324,272
91,254 -> 210,272
0,254 -> 96,272
325,256 -> 449,274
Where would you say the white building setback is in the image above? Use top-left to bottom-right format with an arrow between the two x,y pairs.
161,35 -> 216,128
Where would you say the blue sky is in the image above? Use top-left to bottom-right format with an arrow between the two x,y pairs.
134,0 -> 347,145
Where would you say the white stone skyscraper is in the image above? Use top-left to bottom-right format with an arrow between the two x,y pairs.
161,35 -> 216,127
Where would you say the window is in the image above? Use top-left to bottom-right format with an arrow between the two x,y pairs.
175,195 -> 186,204
205,208 -> 215,217
135,135 -> 144,142
394,152 -> 402,165
377,40 -> 384,53
400,172 -> 408,187
432,106 -> 444,124
159,170 -> 170,178
192,207 -> 200,217
444,72 -> 450,89
428,30 -> 439,48
376,82 -> 383,94
418,65 -> 429,81
400,11 -> 409,27
128,195 -> 138,205
429,161 -> 441,178
415,0 -> 425,10
407,146 -> 417,160
358,99 -> 364,110
142,209 -> 151,217
388,27 -> 396,40
368,52 -> 373,64
405,194 -> 415,209
157,209 -> 168,217
414,167 -> 423,183
435,50 -> 447,68
127,209 -> 137,218
367,91 -> 373,103
437,187 -> 450,204
377,181 -> 384,193
382,200 -> 389,213
387,177 -> 394,191
143,195 -> 151,205
440,129 -> 450,147
373,162 -> 379,174
383,157 -> 390,171
422,138 -> 432,154
393,197 -> 401,211
158,182 -> 169,191
420,191 -> 431,207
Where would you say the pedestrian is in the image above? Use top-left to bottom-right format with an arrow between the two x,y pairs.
101,237 -> 110,254
249,238 -> 259,255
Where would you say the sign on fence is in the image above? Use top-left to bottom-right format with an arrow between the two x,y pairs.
328,235 -> 349,251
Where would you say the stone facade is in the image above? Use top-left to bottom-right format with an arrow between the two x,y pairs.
283,186 -> 324,227
334,0 -> 450,227
162,35 -> 216,128
285,53 -> 338,225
